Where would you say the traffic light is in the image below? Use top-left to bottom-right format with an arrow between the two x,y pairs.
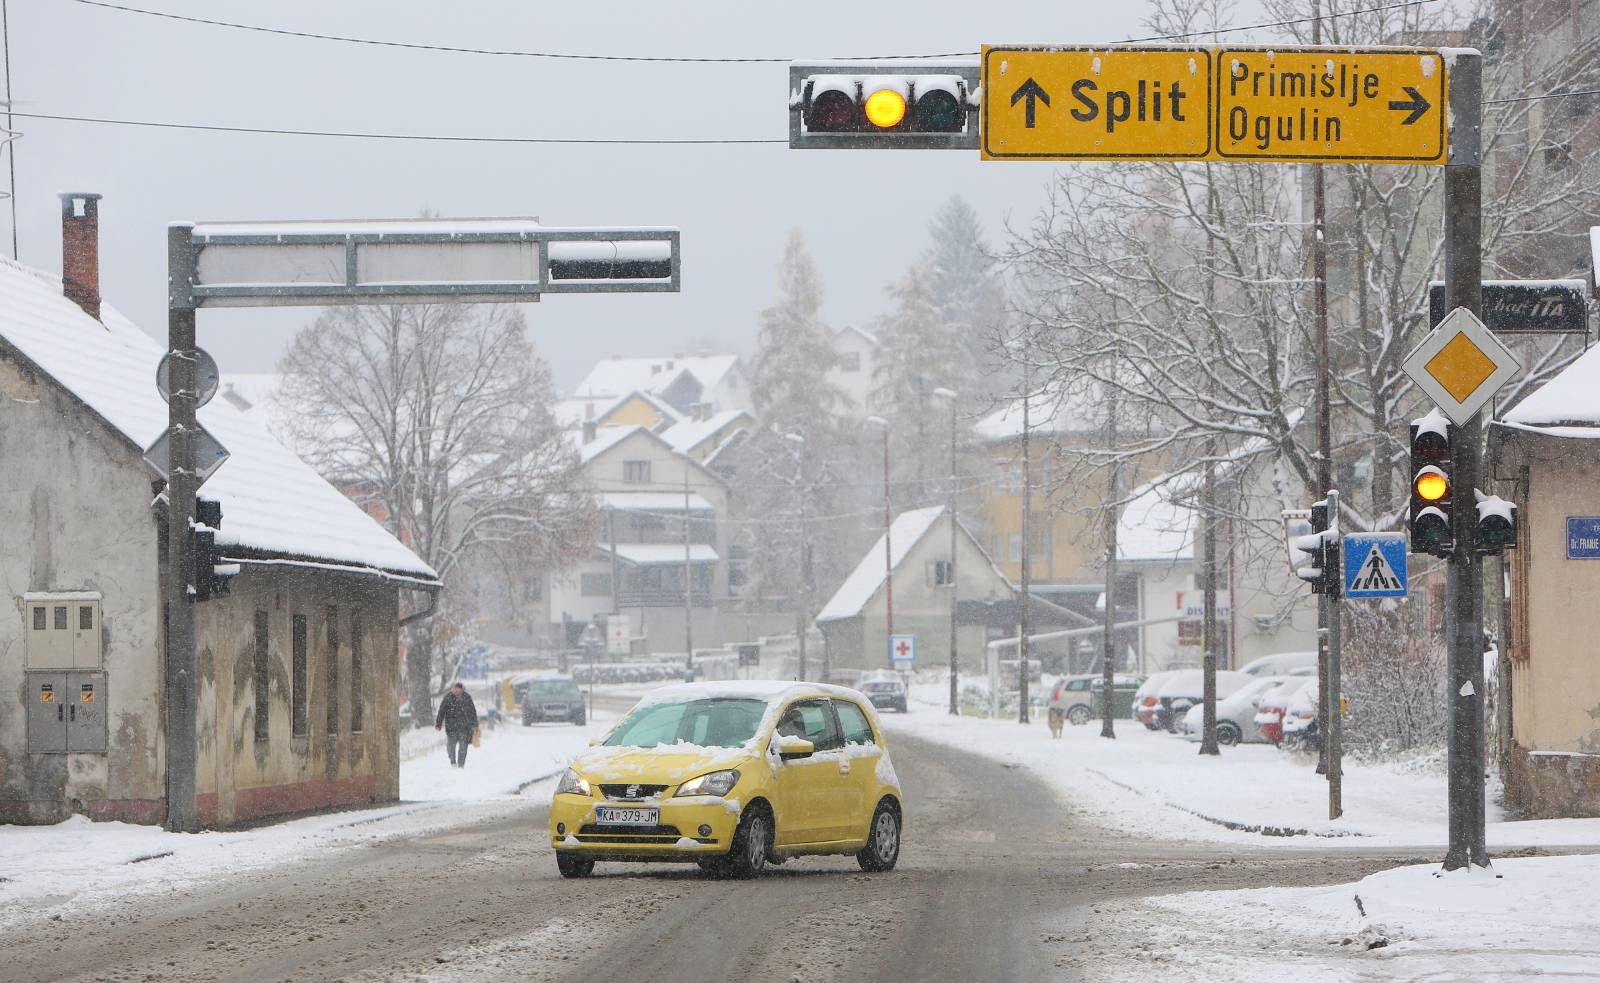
1474,490 -> 1518,555
789,64 -> 979,149
1409,409 -> 1454,558
1292,498 -> 1339,595
190,498 -> 237,602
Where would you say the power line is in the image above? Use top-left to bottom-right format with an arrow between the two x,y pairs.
7,111 -> 786,145
1486,86 -> 1600,106
74,0 -> 1439,64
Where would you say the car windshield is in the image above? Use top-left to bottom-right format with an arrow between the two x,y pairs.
530,679 -> 579,697
603,698 -> 767,749
863,681 -> 901,692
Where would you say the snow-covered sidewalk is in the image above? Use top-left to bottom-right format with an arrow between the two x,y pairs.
0,712 -> 612,931
1078,854 -> 1600,981
882,682 -> 1600,851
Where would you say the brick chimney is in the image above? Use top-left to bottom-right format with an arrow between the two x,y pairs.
60,192 -> 103,320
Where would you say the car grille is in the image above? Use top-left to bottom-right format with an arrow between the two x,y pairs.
576,823 -> 701,845
598,784 -> 668,800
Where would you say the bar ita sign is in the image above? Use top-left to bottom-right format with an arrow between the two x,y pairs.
981,45 -> 1448,164
1343,532 -> 1409,599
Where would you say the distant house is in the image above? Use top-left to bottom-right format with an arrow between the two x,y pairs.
661,409 -> 756,464
554,388 -> 683,438
815,506 -> 1021,673
0,195 -> 438,828
571,353 -> 751,417
826,325 -> 879,415
548,425 -> 730,652
1492,344 -> 1600,818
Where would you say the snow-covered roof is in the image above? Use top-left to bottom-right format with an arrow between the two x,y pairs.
577,424 -> 644,463
1117,479 -> 1197,564
816,505 -> 948,623
1499,343 -> 1600,437
572,354 -> 740,402
974,388 -> 1104,442
660,410 -> 753,454
0,257 -> 436,581
598,491 -> 712,512
599,543 -> 719,566
833,324 -> 879,347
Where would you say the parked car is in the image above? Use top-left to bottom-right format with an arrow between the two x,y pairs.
1133,671 -> 1181,730
549,680 -> 903,878
1086,675 -> 1146,720
1238,651 -> 1318,677
1253,676 -> 1316,745
1152,670 -> 1253,732
1047,674 -> 1098,724
1280,684 -> 1320,750
1180,676 -> 1291,745
517,674 -> 587,726
857,671 -> 908,713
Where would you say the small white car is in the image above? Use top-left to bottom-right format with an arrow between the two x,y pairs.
1181,676 -> 1292,745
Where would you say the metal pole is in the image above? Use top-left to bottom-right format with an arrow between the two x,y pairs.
683,469 -> 694,677
1312,0 -> 1334,782
1018,369 -> 1032,725
1327,488 -> 1343,819
948,397 -> 960,715
164,223 -> 199,833
1199,458 -> 1219,755
1443,51 -> 1487,870
882,425 -> 895,667
1101,390 -> 1120,739
796,467 -> 807,682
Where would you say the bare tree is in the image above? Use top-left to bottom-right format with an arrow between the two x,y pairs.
276,302 -> 598,723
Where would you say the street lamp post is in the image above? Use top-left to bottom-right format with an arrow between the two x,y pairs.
865,416 -> 894,668
933,388 -> 959,715
783,432 -> 811,681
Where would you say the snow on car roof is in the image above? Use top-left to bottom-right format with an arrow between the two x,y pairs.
0,257 -> 436,580
630,679 -> 866,707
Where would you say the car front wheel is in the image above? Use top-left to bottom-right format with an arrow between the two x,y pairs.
717,806 -> 771,879
555,853 -> 594,878
857,800 -> 901,872
1216,721 -> 1242,746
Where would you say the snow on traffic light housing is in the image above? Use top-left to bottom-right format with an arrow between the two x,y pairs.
789,63 -> 980,149
1474,490 -> 1518,556
1409,408 -> 1454,558
1293,499 -> 1339,596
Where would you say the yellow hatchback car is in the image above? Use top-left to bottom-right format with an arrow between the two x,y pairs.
550,680 -> 903,878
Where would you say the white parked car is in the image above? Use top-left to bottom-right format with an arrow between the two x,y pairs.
1151,670 -> 1253,732
1280,683 -> 1320,747
1133,671 -> 1183,730
1238,651 -> 1318,676
1181,676 -> 1292,745
1253,676 -> 1317,745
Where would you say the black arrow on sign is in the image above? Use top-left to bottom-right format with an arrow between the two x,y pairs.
1010,78 -> 1050,129
1387,86 -> 1431,125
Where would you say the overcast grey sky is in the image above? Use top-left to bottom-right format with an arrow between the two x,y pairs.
13,0 -> 1233,388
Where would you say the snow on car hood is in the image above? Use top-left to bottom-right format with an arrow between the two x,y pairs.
571,742 -> 756,786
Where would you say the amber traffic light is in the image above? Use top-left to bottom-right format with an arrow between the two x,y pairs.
1409,410 -> 1454,558
790,65 -> 979,149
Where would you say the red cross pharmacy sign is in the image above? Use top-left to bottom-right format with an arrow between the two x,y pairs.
890,634 -> 917,668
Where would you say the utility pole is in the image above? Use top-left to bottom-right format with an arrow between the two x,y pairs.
785,431 -> 808,682
867,416 -> 895,668
683,467 -> 694,678
1101,387 -> 1120,739
1200,167 -> 1221,757
934,388 -> 960,715
1018,358 -> 1032,726
1326,488 -> 1343,818
1310,0 -> 1335,787
1443,51 -> 1488,871
164,223 -> 199,833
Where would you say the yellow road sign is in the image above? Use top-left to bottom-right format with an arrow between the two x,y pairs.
981,45 -> 1450,164
1402,307 -> 1522,425
1215,48 -> 1446,163
982,47 -> 1212,160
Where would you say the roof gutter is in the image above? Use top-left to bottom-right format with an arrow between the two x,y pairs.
399,586 -> 439,628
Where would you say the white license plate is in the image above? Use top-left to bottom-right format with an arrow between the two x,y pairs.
595,806 -> 658,826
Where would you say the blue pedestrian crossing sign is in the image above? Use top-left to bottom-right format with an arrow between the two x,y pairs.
1343,532 -> 1409,599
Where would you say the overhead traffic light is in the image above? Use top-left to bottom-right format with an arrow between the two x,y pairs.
1474,490 -> 1518,555
790,64 -> 979,149
1409,409 -> 1454,558
1293,498 -> 1339,595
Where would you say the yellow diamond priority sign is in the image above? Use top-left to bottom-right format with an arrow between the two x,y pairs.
1403,307 -> 1521,425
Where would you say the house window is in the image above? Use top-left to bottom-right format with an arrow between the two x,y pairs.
623,460 -> 652,484
79,605 -> 94,630
840,351 -> 861,372
253,610 -> 270,742
325,607 -> 339,737
350,613 -> 364,734
581,572 -> 613,596
292,614 -> 308,737
54,606 -> 67,630
1544,143 -> 1573,170
32,606 -> 45,631
1008,534 -> 1023,561
927,559 -> 954,587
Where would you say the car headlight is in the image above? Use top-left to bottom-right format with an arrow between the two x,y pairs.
555,768 -> 592,797
674,769 -> 740,798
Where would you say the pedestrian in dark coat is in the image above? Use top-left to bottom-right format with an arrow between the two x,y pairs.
435,682 -> 478,768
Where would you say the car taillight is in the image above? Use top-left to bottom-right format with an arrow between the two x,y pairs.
1141,697 -> 1156,706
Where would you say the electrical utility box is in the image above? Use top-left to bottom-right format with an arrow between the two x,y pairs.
23,592 -> 103,669
25,670 -> 107,754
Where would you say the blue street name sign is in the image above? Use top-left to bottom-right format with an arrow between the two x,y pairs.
1343,532 -> 1409,599
1567,517 -> 1600,559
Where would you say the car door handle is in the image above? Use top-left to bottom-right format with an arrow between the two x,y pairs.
838,760 -> 851,776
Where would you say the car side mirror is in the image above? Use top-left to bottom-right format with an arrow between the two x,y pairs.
775,735 -> 815,760
587,737 -> 602,747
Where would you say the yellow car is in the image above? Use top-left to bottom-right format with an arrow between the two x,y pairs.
549,680 -> 903,878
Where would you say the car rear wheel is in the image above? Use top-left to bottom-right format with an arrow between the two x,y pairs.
555,853 -> 594,878
1216,721 -> 1242,746
1066,705 -> 1092,726
857,800 -> 901,872
572,711 -> 586,726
